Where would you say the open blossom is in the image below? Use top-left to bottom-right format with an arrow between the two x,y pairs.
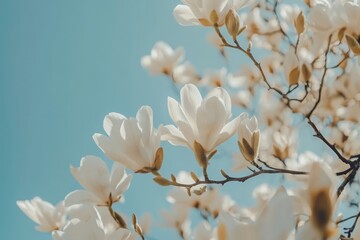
162,84 -> 241,154
237,114 -> 260,164
64,156 -> 132,207
141,41 -> 184,75
17,197 -> 66,232
173,0 -> 249,27
93,106 -> 163,173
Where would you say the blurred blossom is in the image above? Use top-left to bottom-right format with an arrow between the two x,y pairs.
200,68 -> 227,87
173,62 -> 200,84
190,221 -> 217,240
295,162 -> 339,240
64,156 -> 132,206
17,197 -> 66,232
141,41 -> 184,76
220,187 -> 295,240
161,204 -> 191,238
93,106 -> 163,173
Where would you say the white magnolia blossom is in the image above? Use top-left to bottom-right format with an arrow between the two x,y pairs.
173,0 -> 249,27
141,41 -> 184,75
162,84 -> 242,153
17,197 -> 67,232
64,156 -> 132,206
93,106 -> 163,172
296,162 -> 339,240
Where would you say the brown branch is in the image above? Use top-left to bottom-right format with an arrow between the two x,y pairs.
171,168 -> 307,190
306,34 -> 332,118
307,119 -> 351,165
344,211 -> 360,238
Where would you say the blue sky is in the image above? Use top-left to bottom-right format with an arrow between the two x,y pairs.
0,0 -> 317,239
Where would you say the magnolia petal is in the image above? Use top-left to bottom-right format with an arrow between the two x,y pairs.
161,125 -> 188,147
177,120 -> 196,149
70,156 -> 110,199
180,83 -> 202,126
196,97 -> 227,151
104,112 -> 126,138
257,187 -> 295,240
205,87 -> 232,118
113,175 -> 133,200
137,106 -> 153,144
215,115 -> 241,147
173,5 -> 200,26
168,97 -> 187,123
64,190 -> 103,206
93,134 -> 121,160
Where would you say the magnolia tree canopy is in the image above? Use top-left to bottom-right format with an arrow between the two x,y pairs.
17,0 -> 360,239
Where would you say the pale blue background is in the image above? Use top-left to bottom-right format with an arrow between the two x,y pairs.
0,0 -> 322,239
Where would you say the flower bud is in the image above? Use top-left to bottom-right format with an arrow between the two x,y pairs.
225,9 -> 240,40
294,12 -> 305,35
346,35 -> 360,55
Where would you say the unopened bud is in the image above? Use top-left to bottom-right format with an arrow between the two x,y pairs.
294,12 -> 305,35
346,35 -> 360,55
225,9 -> 240,40
288,66 -> 300,85
153,176 -> 172,186
153,147 -> 164,171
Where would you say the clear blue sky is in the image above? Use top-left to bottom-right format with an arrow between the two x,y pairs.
0,0 -> 308,239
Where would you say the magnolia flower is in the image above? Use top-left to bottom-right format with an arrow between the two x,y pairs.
93,106 -> 163,173
237,114 -> 260,164
17,197 -> 66,232
296,162 -> 339,240
173,0 -> 249,27
200,68 -> 227,87
64,156 -> 132,207
173,62 -> 200,84
162,84 -> 241,156
141,41 -> 184,75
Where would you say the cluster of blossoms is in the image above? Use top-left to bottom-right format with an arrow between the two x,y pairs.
19,0 -> 360,239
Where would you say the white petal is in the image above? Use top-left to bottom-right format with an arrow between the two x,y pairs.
196,97 -> 227,151
173,5 -> 200,26
180,84 -> 202,126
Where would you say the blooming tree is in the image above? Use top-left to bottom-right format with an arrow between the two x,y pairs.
17,0 -> 360,239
